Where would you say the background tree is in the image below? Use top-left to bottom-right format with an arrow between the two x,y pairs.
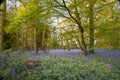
6,0 -> 52,53
1,0 -> 119,55
0,0 -> 6,52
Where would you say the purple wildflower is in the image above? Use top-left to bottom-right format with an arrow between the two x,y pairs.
10,68 -> 16,75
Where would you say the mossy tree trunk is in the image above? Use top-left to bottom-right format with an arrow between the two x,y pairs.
89,1 -> 95,54
34,24 -> 38,53
0,0 -> 6,52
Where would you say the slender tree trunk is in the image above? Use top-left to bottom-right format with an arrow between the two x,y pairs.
34,25 -> 38,53
75,36 -> 83,50
0,15 -> 3,52
0,11 -> 4,52
42,24 -> 46,52
89,1 -> 95,54
0,0 -> 6,52
74,0 -> 88,55
79,32 -> 88,55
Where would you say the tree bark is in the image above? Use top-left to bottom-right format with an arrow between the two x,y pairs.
34,25 -> 38,53
0,12 -> 3,52
73,0 -> 88,55
89,1 -> 95,54
0,0 -> 6,52
42,24 -> 46,52
61,0 -> 88,55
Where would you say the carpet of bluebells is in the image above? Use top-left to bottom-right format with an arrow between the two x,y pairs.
0,49 -> 120,80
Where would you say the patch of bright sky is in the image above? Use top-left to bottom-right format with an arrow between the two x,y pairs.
7,0 -> 21,11
52,17 -> 66,27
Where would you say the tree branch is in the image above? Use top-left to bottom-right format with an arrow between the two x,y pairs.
19,0 -> 27,8
61,0 -> 84,33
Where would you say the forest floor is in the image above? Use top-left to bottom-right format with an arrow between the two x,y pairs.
1,49 -> 120,79
27,49 -> 120,60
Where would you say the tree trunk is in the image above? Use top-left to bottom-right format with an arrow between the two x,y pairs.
75,35 -> 83,50
34,25 -> 38,53
0,11 -> 3,52
0,0 -> 6,52
89,1 -> 95,54
62,0 -> 88,55
42,24 -> 46,52
80,32 -> 88,56
74,0 -> 88,55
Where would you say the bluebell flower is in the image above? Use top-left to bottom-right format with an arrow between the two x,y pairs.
0,67 -> 4,71
19,73 -> 24,77
93,76 -> 98,79
10,68 -> 16,75
85,78 -> 89,80
66,78 -> 70,80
